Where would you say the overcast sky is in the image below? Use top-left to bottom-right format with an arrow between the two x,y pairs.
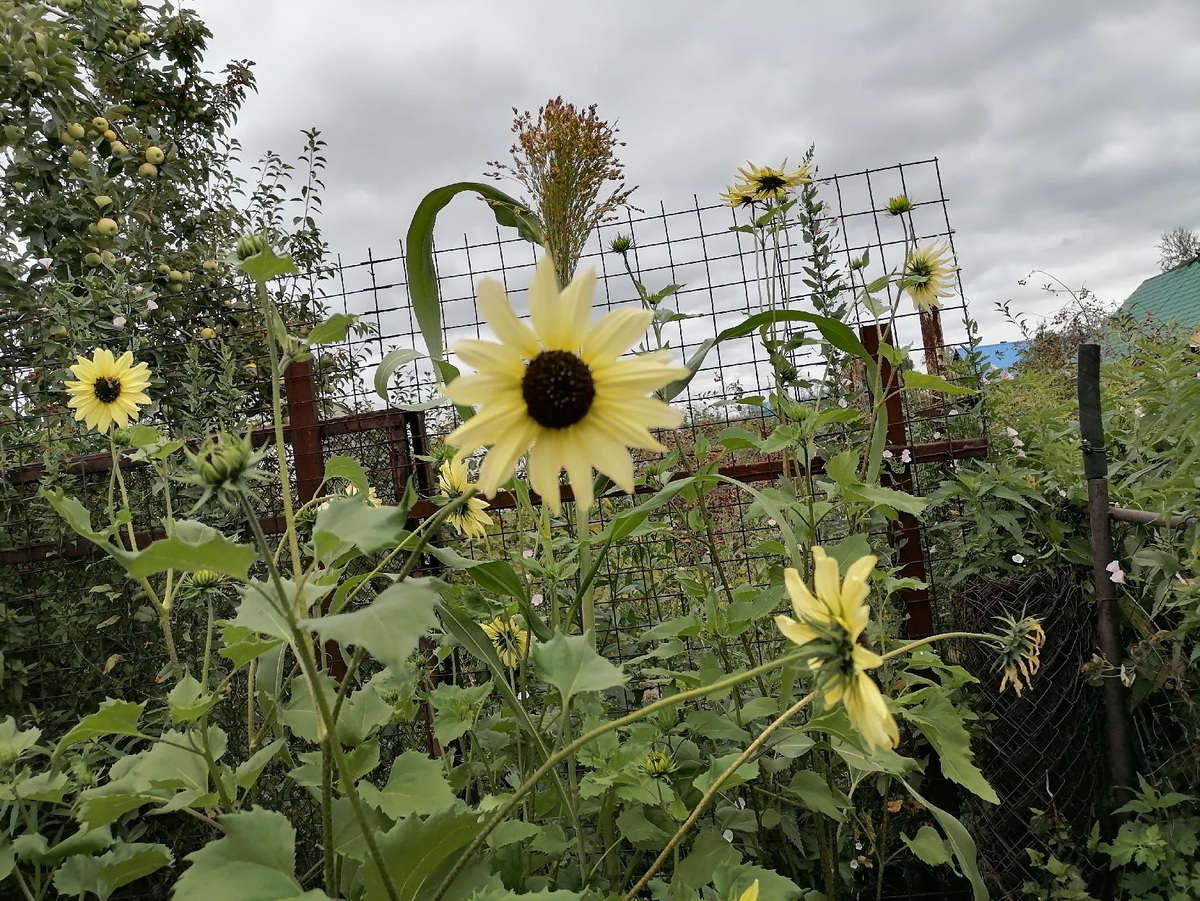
193,0 -> 1199,348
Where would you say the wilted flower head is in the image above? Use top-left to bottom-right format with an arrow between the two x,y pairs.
993,614 -> 1046,696
481,618 -> 530,669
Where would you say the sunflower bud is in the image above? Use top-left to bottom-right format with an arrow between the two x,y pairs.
886,195 -> 913,216
236,234 -> 269,260
609,234 -> 632,255
642,750 -> 677,777
190,569 -> 225,591
184,430 -> 267,508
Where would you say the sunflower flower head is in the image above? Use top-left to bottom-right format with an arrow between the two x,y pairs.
902,242 -> 958,312
437,459 -> 493,541
642,749 -> 677,777
442,256 -> 687,513
720,184 -> 758,208
735,161 -> 812,202
993,614 -> 1046,696
481,618 -> 530,669
775,547 -> 899,750
65,348 -> 152,434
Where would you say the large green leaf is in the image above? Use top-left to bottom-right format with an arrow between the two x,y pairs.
231,578 -> 332,642
312,500 -> 411,565
167,675 -> 219,723
172,809 -> 321,901
112,520 -> 256,580
902,694 -> 998,804
361,806 -> 485,901
902,370 -> 977,396
374,348 -> 428,402
406,182 -> 542,362
533,632 -> 626,707
785,770 -> 852,822
54,842 -> 173,901
902,825 -> 955,867
899,778 -> 989,901
39,487 -> 111,545
306,313 -> 357,347
55,700 -> 144,758
299,578 -> 440,672
359,750 -> 457,819
322,454 -> 370,497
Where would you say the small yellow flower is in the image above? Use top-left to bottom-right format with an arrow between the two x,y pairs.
775,547 -> 899,750
902,242 -> 958,312
65,348 -> 152,434
443,256 -> 687,513
735,161 -> 812,201
994,615 -> 1046,696
738,880 -> 760,901
481,618 -> 530,669
438,459 -> 493,541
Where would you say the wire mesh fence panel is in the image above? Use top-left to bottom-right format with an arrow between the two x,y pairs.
0,157 -> 1086,901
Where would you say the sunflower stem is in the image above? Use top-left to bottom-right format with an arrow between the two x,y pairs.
254,280 -> 304,582
622,689 -> 819,901
574,500 -> 595,646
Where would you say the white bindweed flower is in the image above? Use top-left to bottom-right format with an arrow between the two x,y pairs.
900,449 -> 912,464
530,593 -> 544,607
722,830 -> 734,843
1012,554 -> 1025,564
112,316 -> 126,328
883,450 -> 894,460
146,299 -> 158,311
522,548 -> 534,559
38,257 -> 53,268
1106,560 -> 1126,584
1012,438 -> 1025,448
1005,427 -> 1018,437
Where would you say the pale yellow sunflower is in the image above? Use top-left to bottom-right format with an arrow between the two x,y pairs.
317,482 -> 383,512
442,256 -> 687,513
735,161 -> 812,201
720,183 -> 758,208
902,242 -> 958,312
481,618 -> 530,668
65,348 -> 152,434
775,547 -> 899,750
438,458 -> 493,541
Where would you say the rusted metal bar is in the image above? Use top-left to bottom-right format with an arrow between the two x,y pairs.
1108,507 -> 1195,529
283,359 -> 345,680
1078,343 -> 1136,814
861,323 -> 934,638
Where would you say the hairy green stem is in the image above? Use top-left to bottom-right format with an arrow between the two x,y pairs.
428,649 -> 809,901
623,690 -> 819,900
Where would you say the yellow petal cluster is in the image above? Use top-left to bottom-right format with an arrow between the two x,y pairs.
776,547 -> 899,750
902,242 -> 958,312
438,459 -> 493,541
443,256 -> 686,513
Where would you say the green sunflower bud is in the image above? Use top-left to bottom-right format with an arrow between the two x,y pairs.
609,234 -> 632,255
183,429 -> 268,509
236,234 -> 268,260
190,569 -> 224,590
886,195 -> 913,216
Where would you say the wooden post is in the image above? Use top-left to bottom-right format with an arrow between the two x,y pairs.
860,324 -> 934,637
1077,344 -> 1136,813
283,359 -> 346,679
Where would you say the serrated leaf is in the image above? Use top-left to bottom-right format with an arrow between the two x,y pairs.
299,578 -> 440,672
358,751 -> 456,819
235,739 -> 286,791
55,700 -> 144,758
533,632 -> 626,707
902,694 -> 998,804
237,245 -> 298,284
173,809 -> 311,901
55,842 -> 173,901
218,622 -> 284,667
312,501 -> 410,565
899,779 -> 988,901
903,825 -> 954,867
167,674 -> 219,723
785,770 -> 851,822
111,520 -> 255,580
361,805 -> 484,901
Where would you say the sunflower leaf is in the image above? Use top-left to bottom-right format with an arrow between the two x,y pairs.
108,520 -> 256,580
533,632 -> 626,707
406,183 -> 542,363
299,579 -> 441,672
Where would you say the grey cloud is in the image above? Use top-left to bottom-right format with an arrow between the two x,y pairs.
194,0 -> 1200,348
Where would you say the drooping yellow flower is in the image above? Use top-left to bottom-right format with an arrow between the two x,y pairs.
720,184 -> 758,208
442,256 -> 687,513
994,615 -> 1046,696
902,242 -> 958,312
65,348 -> 152,434
735,161 -> 812,201
438,459 -> 493,541
481,618 -> 530,668
775,547 -> 899,750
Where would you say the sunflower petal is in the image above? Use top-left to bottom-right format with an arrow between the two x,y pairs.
479,278 -> 540,358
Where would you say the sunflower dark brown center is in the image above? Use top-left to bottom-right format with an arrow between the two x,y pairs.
522,349 -> 595,429
93,375 -> 122,403
755,173 -> 786,192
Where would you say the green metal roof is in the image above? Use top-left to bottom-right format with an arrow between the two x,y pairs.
1119,259 -> 1200,328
